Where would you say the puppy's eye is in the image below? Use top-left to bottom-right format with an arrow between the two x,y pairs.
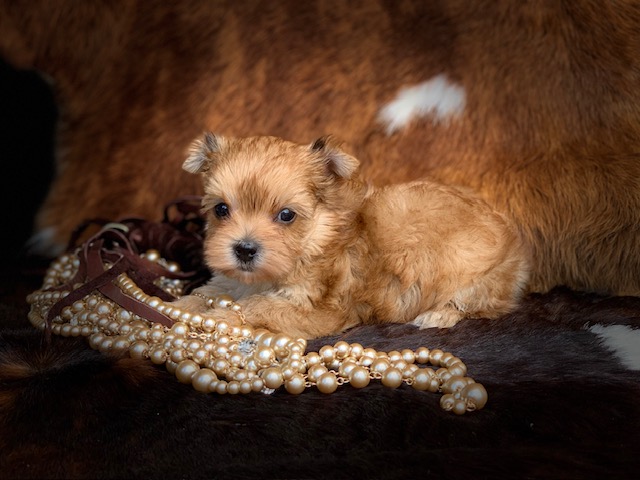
214,202 -> 230,219
276,208 -> 296,223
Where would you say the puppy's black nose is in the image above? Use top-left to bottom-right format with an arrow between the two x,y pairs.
234,240 -> 259,263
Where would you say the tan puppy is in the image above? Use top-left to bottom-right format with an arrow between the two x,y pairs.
174,134 -> 529,339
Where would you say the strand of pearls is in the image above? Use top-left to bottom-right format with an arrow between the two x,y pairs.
27,250 -> 488,414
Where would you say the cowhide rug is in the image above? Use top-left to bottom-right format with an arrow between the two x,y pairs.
1,280 -> 638,479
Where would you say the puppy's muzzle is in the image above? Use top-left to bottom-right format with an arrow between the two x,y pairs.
234,240 -> 260,267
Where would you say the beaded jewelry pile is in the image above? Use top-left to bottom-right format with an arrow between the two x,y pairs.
26,201 -> 488,415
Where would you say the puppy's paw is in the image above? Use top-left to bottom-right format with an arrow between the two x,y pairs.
411,309 -> 464,329
171,294 -> 210,315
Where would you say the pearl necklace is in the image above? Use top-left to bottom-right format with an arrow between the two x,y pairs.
27,249 -> 488,415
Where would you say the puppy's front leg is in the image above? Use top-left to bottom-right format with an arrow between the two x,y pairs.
239,294 -> 354,340
171,275 -> 259,317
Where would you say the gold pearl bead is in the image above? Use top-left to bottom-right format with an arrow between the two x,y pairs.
381,367 -> 404,388
192,348 -> 210,365
411,368 -> 433,391
129,341 -> 149,359
334,341 -> 350,359
100,338 -> 114,351
227,380 -> 241,395
215,294 -> 234,308
388,350 -> 402,363
228,352 -> 244,368
452,399 -> 467,415
170,322 -> 188,336
442,375 -> 469,394
461,383 -> 488,410
338,360 -> 358,378
251,377 -> 265,392
212,358 -> 230,376
349,343 -> 364,359
436,367 -> 452,382
440,393 -> 455,410
170,348 -> 187,363
214,380 -> 228,394
149,347 -> 168,364
307,364 -> 328,383
305,352 -> 322,366
401,349 -> 416,364
285,373 -> 306,394
216,321 -> 230,335
175,359 -> 200,383
362,348 -> 377,359
112,337 -> 130,351
448,363 -> 467,377
254,346 -> 276,367
429,349 -> 444,365
348,366 -> 371,389
239,380 -> 253,394
316,371 -> 338,394
370,358 -> 391,374
60,324 -> 72,337
319,345 -> 336,363
261,367 -> 284,390
192,368 -> 217,392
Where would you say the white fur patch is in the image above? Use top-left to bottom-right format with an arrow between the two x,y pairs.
589,324 -> 640,371
26,227 -> 65,257
378,74 -> 466,134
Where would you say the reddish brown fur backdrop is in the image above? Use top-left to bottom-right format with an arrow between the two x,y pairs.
2,0 -> 640,296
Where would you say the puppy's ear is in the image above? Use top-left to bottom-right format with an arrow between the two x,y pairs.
183,132 -> 225,174
310,135 -> 359,179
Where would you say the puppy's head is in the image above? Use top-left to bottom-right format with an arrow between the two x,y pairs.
183,133 -> 360,284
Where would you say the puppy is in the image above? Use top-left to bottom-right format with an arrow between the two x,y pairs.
173,133 -> 529,339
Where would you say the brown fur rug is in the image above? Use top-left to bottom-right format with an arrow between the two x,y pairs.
1,281 -> 639,479
1,5 -> 640,478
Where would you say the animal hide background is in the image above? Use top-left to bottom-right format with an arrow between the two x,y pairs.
1,2 -> 640,478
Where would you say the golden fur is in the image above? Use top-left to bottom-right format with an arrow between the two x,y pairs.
173,134 -> 529,339
2,1 -> 640,295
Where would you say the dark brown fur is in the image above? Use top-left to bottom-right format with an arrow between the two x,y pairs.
1,1 -> 640,294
